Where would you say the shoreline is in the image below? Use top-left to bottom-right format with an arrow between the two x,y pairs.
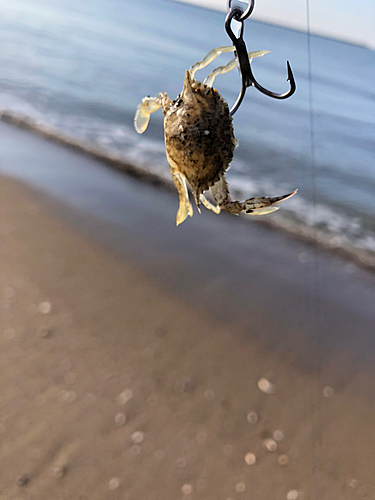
1,112 -> 374,272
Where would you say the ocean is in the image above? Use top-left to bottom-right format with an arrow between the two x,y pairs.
0,0 -> 374,267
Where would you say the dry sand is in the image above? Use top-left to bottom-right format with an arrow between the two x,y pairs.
0,127 -> 375,499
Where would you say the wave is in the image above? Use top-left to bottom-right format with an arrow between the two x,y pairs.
0,110 -> 171,186
1,110 -> 374,272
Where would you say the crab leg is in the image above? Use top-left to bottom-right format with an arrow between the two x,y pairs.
210,176 -> 297,216
167,153 -> 194,226
203,50 -> 270,88
189,46 -> 236,79
189,46 -> 269,86
199,194 -> 221,214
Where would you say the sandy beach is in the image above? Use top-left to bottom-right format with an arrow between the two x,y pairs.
1,122 -> 375,500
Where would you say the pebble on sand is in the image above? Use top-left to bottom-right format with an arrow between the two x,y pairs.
176,457 -> 187,467
263,438 -> 278,452
197,478 -> 207,491
38,301 -> 52,314
204,388 -> 215,401
244,452 -> 257,465
273,430 -> 284,441
277,454 -> 289,466
36,325 -> 52,338
257,378 -> 275,394
286,490 -> 299,500
66,390 -> 77,402
109,477 -> 120,490
131,431 -> 144,444
235,482 -> 246,493
323,386 -> 334,398
130,444 -> 141,455
346,478 -> 358,488
181,483 -> 193,495
51,466 -> 65,478
115,412 -> 127,426
246,411 -> 258,424
116,388 -> 133,405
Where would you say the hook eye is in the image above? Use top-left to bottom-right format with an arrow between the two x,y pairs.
227,0 -> 254,21
225,8 -> 244,45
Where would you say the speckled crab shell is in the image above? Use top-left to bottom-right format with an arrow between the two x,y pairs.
163,71 -> 237,205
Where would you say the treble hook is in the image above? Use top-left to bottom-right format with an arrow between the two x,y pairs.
226,0 -> 296,115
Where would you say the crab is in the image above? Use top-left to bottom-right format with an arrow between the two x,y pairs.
134,45 -> 297,225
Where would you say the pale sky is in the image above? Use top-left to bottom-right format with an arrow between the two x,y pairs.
176,0 -> 375,49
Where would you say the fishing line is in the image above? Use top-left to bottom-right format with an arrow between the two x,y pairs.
305,0 -> 323,493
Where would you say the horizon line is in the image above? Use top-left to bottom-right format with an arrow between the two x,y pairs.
171,0 -> 375,51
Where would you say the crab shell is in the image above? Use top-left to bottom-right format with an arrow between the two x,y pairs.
163,71 -> 237,206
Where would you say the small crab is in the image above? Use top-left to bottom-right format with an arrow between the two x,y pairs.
134,46 -> 297,225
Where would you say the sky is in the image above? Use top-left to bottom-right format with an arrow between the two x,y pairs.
176,0 -> 375,49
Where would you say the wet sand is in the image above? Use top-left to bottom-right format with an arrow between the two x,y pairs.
0,124 -> 375,499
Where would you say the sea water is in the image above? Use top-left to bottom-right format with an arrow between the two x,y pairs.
0,0 -> 374,265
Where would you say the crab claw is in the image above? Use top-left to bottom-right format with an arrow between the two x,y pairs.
134,96 -> 163,134
244,189 -> 297,215
134,103 -> 151,134
268,189 -> 298,205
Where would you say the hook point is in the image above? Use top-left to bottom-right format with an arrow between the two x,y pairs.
286,61 -> 293,82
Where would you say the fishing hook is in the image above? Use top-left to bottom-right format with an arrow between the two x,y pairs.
226,0 -> 296,115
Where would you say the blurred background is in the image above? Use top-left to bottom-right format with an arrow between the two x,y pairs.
0,0 -> 374,266
0,1 -> 375,499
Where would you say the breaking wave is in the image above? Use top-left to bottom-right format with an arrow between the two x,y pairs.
1,110 -> 375,271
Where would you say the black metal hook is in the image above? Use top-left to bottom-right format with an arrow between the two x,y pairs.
225,1 -> 296,115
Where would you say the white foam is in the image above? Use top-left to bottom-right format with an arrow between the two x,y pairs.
1,109 -> 374,270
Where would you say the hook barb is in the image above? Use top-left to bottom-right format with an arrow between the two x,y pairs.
250,59 -> 296,100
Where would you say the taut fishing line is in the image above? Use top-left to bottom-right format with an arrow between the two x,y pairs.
306,0 -> 324,492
